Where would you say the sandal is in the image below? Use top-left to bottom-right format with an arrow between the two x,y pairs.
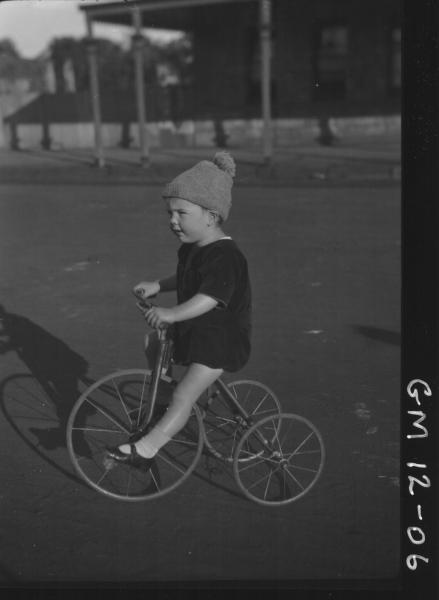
107,444 -> 153,471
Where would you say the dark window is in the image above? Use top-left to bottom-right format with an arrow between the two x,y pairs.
314,25 -> 348,101
389,26 -> 401,92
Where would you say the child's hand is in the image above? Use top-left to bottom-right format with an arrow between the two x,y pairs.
144,306 -> 175,329
133,281 -> 160,299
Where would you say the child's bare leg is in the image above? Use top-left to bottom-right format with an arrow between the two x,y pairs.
119,363 -> 223,458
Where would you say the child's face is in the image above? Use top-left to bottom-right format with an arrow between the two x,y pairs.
166,197 -> 212,245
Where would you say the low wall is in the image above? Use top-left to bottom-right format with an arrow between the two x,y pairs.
1,115 -> 401,150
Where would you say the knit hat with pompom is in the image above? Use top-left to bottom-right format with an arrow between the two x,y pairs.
162,151 -> 236,221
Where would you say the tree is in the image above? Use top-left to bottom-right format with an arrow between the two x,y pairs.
49,37 -> 88,93
0,37 -> 45,92
157,34 -> 193,85
0,33 -> 193,97
49,34 -> 193,94
49,36 -> 151,94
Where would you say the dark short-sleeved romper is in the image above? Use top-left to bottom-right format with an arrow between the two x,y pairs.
172,238 -> 252,373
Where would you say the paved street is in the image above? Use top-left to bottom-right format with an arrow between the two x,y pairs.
0,181 -> 400,585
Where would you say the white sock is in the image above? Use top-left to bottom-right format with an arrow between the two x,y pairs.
119,426 -> 171,459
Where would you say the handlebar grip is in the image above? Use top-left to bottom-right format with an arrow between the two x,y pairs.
136,300 -> 153,313
135,296 -> 169,331
133,288 -> 154,310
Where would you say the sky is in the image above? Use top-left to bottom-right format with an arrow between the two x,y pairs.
0,0 -> 179,58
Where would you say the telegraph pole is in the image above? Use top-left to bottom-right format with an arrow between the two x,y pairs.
132,6 -> 150,167
85,13 -> 105,167
260,0 -> 273,164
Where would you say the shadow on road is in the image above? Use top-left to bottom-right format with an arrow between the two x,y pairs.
351,325 -> 400,346
0,305 -> 91,451
1,373 -> 92,489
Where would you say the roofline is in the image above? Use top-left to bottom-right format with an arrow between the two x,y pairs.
80,0 -> 258,19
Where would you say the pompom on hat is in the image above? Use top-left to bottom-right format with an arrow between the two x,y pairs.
162,151 -> 236,221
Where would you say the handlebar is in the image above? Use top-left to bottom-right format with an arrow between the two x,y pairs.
132,289 -> 153,311
136,299 -> 153,314
133,290 -> 168,331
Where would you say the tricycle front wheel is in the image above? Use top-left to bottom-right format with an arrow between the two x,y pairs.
66,369 -> 203,501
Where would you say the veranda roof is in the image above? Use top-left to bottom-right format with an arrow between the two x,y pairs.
80,0 -> 258,31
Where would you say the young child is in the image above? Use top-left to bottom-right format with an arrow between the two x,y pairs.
108,151 -> 252,468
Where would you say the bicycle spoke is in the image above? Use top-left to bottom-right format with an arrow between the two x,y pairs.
242,386 -> 252,406
251,408 -> 277,417
238,450 -> 282,468
72,426 -> 124,434
251,392 -> 269,415
245,464 -> 282,491
289,431 -> 315,458
150,469 -> 160,491
253,417 -> 282,454
237,456 -> 267,472
111,378 -> 131,420
286,463 -> 320,474
84,398 -> 130,435
208,414 -> 236,424
229,428 -> 239,460
171,438 -> 199,447
279,418 -> 295,447
264,418 -> 282,453
205,415 -> 237,432
136,372 -> 149,428
204,424 -> 229,436
156,451 -> 187,475
283,466 -> 305,490
126,471 -> 132,497
96,467 -> 111,486
255,454 -> 282,466
263,469 -> 274,500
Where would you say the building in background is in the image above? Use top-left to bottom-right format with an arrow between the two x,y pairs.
3,0 -> 401,160
83,0 -> 401,117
